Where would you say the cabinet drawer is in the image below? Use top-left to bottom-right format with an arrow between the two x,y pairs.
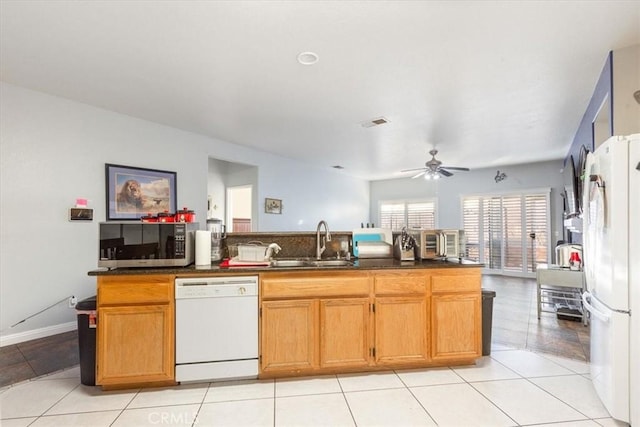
431,274 -> 480,293
374,271 -> 428,295
98,275 -> 173,305
261,273 -> 370,298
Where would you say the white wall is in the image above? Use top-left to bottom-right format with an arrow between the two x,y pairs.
257,159 -> 369,232
0,82 -> 369,344
207,158 -> 230,219
612,44 -> 640,137
370,160 -> 565,242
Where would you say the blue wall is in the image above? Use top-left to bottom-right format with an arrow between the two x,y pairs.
566,51 -> 612,163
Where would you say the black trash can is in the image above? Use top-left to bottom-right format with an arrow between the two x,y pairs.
76,296 -> 97,386
481,290 -> 496,356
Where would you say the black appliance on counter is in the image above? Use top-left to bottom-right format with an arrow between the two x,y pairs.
98,222 -> 198,268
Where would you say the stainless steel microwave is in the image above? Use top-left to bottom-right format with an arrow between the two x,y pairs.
407,229 -> 466,260
98,222 -> 199,268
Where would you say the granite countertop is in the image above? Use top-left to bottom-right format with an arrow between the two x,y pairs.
88,257 -> 482,276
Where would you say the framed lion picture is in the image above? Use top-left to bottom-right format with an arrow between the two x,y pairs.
105,163 -> 177,220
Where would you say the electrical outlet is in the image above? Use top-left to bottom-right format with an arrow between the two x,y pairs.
68,296 -> 77,308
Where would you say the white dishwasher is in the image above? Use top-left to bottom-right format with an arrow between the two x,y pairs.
175,276 -> 258,383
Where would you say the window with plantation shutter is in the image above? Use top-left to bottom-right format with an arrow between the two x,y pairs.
502,196 -> 523,272
379,200 -> 436,231
484,196 -> 502,269
380,203 -> 405,230
525,194 -> 549,273
462,190 -> 550,277
462,198 -> 480,260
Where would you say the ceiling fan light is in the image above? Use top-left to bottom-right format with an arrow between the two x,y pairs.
433,174 -> 440,180
424,174 -> 432,180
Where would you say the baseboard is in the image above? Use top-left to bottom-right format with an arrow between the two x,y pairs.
0,321 -> 77,347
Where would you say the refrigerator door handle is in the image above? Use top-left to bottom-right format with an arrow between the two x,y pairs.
582,292 -> 610,323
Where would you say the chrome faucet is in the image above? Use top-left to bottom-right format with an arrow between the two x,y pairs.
316,220 -> 332,260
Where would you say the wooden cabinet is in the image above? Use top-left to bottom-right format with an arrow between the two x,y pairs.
96,275 -> 175,387
430,272 -> 482,361
259,268 -> 483,377
320,298 -> 370,368
373,271 -> 429,365
260,299 -> 318,372
260,271 -> 371,375
374,296 -> 428,365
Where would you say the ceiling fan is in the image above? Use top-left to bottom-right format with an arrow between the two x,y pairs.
401,149 -> 470,179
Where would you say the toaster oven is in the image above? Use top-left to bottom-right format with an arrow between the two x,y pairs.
407,229 -> 466,260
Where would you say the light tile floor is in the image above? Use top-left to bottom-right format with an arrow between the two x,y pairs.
0,347 -> 629,427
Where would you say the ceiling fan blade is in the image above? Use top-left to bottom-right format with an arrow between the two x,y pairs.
401,167 -> 427,172
439,168 -> 453,177
411,171 -> 426,179
440,166 -> 470,171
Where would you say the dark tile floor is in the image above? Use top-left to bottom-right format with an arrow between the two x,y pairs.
0,330 -> 79,388
483,274 -> 590,361
0,274 -> 590,388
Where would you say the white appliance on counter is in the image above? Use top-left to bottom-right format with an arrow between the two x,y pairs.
175,276 -> 259,382
407,229 -> 466,259
581,134 -> 639,425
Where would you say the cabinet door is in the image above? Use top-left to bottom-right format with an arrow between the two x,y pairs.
260,299 -> 318,373
374,296 -> 429,365
97,304 -> 174,385
431,293 -> 481,361
320,298 -> 370,368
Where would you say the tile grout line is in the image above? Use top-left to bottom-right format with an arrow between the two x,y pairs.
190,380 -> 214,427
521,374 -> 596,423
484,351 -> 599,424
25,380 -> 81,426
337,376 -> 359,427
272,378 -> 276,427
395,367 -> 447,426
467,353 -> 526,425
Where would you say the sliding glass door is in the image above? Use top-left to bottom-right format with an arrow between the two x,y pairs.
463,191 -> 550,277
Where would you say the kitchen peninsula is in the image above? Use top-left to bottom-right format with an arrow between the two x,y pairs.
89,235 -> 482,390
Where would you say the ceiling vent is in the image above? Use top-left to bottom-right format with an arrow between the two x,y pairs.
361,117 -> 389,128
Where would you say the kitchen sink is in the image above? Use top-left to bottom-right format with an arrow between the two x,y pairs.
270,258 -> 353,268
310,260 -> 353,267
270,259 -> 309,267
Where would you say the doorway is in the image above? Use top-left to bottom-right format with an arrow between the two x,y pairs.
227,185 -> 252,232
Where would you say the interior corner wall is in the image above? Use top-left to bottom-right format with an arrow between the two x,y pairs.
0,82 -> 369,344
207,157 -> 229,220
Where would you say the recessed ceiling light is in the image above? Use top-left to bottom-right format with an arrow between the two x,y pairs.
297,51 -> 319,65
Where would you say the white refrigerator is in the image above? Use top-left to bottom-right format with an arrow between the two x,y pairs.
582,134 -> 639,425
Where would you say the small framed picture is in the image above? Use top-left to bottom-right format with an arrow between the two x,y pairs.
265,198 -> 282,214
69,208 -> 94,221
105,163 -> 177,220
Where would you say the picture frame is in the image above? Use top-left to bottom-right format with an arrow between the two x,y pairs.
265,197 -> 282,214
105,163 -> 177,220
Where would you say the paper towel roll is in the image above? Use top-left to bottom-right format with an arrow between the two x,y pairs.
195,230 -> 212,266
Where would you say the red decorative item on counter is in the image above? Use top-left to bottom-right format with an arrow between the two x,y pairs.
175,207 -> 195,223
157,211 -> 175,223
140,213 -> 158,223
